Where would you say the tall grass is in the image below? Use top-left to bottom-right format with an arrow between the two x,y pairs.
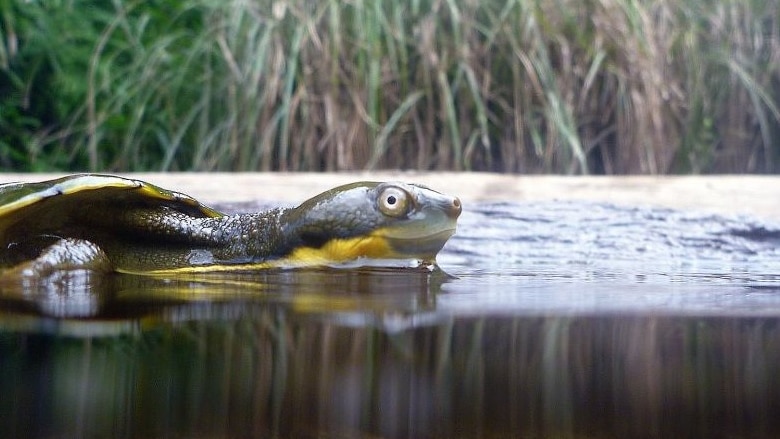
0,0 -> 778,173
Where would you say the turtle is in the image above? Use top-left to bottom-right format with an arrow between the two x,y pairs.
0,174 -> 462,276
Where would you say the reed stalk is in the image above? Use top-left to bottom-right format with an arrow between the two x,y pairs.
0,0 -> 777,173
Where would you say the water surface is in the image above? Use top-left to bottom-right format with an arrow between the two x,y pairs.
2,201 -> 780,438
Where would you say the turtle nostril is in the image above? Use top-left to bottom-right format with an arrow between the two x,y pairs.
449,197 -> 463,218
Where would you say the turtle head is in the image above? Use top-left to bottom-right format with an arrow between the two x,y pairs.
280,181 -> 461,266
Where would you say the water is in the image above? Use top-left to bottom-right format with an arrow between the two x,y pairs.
2,201 -> 780,438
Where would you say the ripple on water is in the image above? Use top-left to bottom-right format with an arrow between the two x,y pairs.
2,200 -> 780,322
4,200 -> 780,438
437,201 -> 780,316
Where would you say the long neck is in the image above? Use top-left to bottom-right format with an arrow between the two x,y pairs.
201,208 -> 292,261
102,207 -> 295,271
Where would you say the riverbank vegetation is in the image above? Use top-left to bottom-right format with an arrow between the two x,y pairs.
1,0 -> 778,173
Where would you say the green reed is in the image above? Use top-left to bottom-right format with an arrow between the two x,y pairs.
1,0 -> 778,173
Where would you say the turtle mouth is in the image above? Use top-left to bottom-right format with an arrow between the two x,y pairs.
382,227 -> 457,259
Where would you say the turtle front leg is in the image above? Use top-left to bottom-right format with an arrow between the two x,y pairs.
3,238 -> 113,277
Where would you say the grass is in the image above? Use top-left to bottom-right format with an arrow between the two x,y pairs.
0,0 -> 778,173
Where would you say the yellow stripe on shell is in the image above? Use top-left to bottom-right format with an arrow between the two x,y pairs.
0,175 -> 135,217
0,174 -> 222,219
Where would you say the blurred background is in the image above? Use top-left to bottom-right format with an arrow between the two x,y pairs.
1,0 -> 778,174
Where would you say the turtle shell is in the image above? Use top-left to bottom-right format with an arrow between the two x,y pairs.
0,174 -> 223,258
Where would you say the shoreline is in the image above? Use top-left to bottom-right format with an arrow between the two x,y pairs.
1,172 -> 777,219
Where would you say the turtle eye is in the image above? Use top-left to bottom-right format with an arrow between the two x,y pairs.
377,186 -> 410,218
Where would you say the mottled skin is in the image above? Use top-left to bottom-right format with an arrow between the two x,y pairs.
0,176 -> 461,275
97,208 -> 290,271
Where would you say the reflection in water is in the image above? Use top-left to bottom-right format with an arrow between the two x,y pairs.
2,201 -> 780,438
2,313 -> 780,438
